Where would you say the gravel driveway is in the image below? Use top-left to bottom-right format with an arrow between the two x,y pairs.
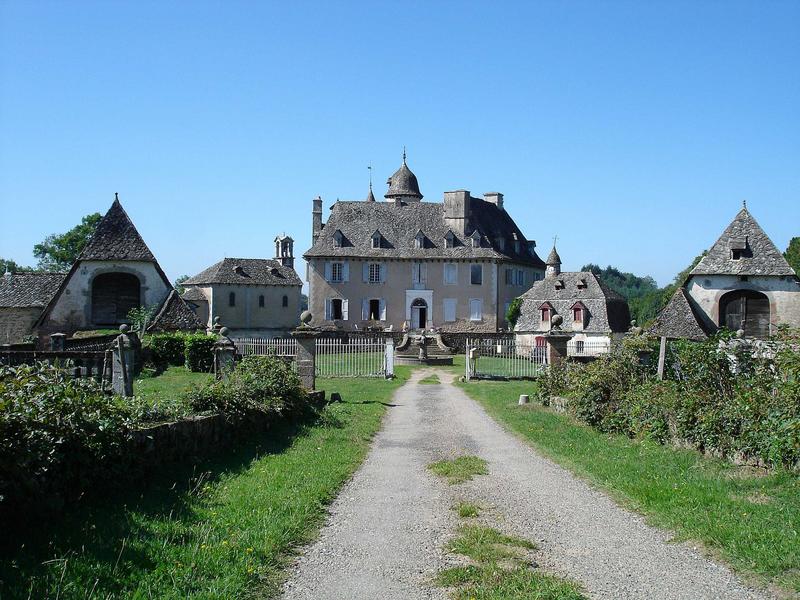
281,369 -> 772,600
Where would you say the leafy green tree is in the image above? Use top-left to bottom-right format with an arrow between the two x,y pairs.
506,297 -> 523,328
784,237 -> 800,275
33,213 -> 102,271
580,263 -> 661,324
0,258 -> 34,273
174,275 -> 190,294
659,251 -> 707,308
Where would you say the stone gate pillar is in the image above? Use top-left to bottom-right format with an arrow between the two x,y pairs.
291,311 -> 319,391
50,333 -> 66,351
544,331 -> 572,367
112,324 -> 135,397
213,327 -> 237,381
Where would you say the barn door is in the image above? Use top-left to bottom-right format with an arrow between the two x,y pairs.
719,290 -> 770,338
92,273 -> 141,325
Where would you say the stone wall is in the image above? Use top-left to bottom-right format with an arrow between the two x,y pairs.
0,307 -> 42,344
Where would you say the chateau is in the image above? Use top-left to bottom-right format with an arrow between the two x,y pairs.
304,157 -> 546,332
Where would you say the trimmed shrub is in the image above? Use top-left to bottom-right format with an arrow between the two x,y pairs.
0,363 -> 133,520
147,333 -> 186,370
186,355 -> 306,418
185,333 -> 216,372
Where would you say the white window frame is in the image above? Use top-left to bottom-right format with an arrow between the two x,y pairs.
469,298 -> 482,321
369,262 -> 382,284
444,263 -> 458,285
330,262 -> 344,283
326,298 -> 348,321
443,298 -> 457,322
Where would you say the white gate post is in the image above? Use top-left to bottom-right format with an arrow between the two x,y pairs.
384,337 -> 395,379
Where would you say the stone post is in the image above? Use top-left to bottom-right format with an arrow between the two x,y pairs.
50,333 -> 66,351
112,324 -> 135,397
384,337 -> 395,379
213,327 -> 237,381
544,332 -> 572,367
291,310 -> 319,391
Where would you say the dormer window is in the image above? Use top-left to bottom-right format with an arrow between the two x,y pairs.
444,231 -> 456,248
414,230 -> 426,249
730,237 -> 748,260
371,231 -> 382,249
571,302 -> 586,330
333,230 -> 345,248
540,302 -> 553,327
577,278 -> 587,289
555,279 -> 565,290
497,237 -> 506,251
470,230 -> 482,248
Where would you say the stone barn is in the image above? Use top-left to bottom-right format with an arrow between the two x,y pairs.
651,205 -> 800,339
0,271 -> 64,344
33,195 -> 173,342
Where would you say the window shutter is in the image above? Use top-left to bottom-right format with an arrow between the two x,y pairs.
380,264 -> 386,283
325,299 -> 332,320
362,299 -> 369,320
342,299 -> 349,320
362,263 -> 369,283
379,298 -> 386,320
444,298 -> 456,322
324,262 -> 332,282
342,262 -> 350,282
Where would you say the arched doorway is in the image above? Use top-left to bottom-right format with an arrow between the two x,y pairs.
411,298 -> 428,329
719,289 -> 770,338
92,272 -> 141,325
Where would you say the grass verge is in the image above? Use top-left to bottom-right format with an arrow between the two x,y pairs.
438,525 -> 585,599
429,455 -> 489,484
452,501 -> 482,518
458,378 -> 800,594
0,367 -> 410,599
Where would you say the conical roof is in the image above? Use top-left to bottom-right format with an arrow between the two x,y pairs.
647,287 -> 712,340
385,159 -> 422,200
79,197 -> 157,261
546,246 -> 562,265
147,289 -> 204,332
690,207 -> 795,277
366,185 -> 376,202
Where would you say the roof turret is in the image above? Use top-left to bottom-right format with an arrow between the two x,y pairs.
546,246 -> 562,266
385,151 -> 422,201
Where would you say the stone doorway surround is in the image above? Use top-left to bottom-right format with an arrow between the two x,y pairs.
405,289 -> 433,329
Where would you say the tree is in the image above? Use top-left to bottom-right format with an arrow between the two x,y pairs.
33,213 -> 102,272
174,275 -> 190,294
0,258 -> 34,273
506,297 -> 523,328
580,263 -> 661,325
784,237 -> 800,275
659,251 -> 707,308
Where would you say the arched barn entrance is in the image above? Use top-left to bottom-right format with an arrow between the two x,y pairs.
92,272 -> 141,325
719,289 -> 770,338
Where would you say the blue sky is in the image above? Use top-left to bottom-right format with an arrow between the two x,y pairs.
1,0 -> 798,287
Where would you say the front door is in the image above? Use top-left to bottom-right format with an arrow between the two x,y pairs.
411,298 -> 428,329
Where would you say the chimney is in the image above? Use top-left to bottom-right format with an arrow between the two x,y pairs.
443,190 -> 471,235
484,192 -> 503,210
312,196 -> 323,244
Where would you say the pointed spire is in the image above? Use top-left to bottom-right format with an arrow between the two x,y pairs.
402,146 -> 407,164
115,192 -> 119,202
742,199 -> 747,210
545,239 -> 562,277
366,163 -> 375,201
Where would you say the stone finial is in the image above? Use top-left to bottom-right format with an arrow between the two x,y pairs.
219,326 -> 230,337
550,314 -> 563,331
119,323 -> 130,333
299,310 -> 313,327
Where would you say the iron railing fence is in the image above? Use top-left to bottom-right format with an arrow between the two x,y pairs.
466,337 -> 547,380
567,339 -> 611,357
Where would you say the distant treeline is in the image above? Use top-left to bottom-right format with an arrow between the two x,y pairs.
581,254 -> 705,326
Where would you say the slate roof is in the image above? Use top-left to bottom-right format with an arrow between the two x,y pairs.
79,197 -> 158,262
515,272 -> 631,333
646,287 -> 712,340
690,207 -> 796,277
181,287 -> 207,302
147,290 -> 204,332
183,258 -> 302,286
305,199 -> 546,267
385,160 -> 422,199
0,272 -> 65,308
546,246 -> 561,265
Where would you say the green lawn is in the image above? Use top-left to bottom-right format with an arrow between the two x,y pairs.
458,379 -> 800,594
0,368 -> 410,599
131,366 -> 213,422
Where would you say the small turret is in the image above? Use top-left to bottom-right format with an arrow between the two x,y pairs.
545,245 -> 562,278
274,234 -> 295,269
